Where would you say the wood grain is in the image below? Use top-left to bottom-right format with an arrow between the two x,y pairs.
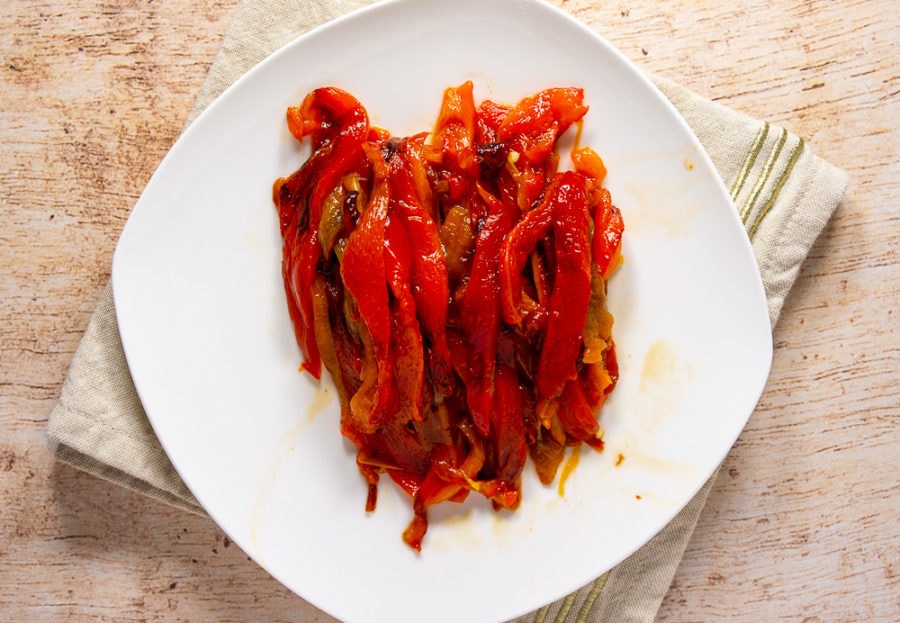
1,0 -> 897,621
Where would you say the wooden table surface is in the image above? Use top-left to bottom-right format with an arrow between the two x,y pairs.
2,0 -> 897,620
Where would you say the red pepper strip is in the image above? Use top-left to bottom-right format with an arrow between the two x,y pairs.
421,420 -> 485,495
557,379 -> 603,451
287,86 -> 367,148
403,459 -> 459,552
387,469 -> 424,499
445,326 -> 471,385
385,139 -> 454,396
606,341 -> 620,389
498,176 -> 560,329
580,356 -> 617,424
582,263 -> 613,366
439,205 -> 475,285
384,213 -> 425,423
456,420 -> 487,480
493,363 -> 526,486
357,424 -> 431,517
285,87 -> 369,235
475,100 -> 511,144
472,100 -> 511,183
582,340 -> 619,407
547,87 -> 590,132
529,410 -> 567,485
353,418 -> 432,506
278,230 -> 315,375
403,420 -> 486,550
496,90 -> 553,142
378,419 -> 432,475
307,125 -> 368,230
418,451 -> 466,509
412,397 -> 454,452
478,362 -> 526,509
530,250 -> 551,305
497,87 -> 588,166
593,187 -> 624,279
273,141 -> 329,237
535,172 -> 593,418
276,88 -> 370,379
571,145 -> 607,185
405,134 -> 439,222
322,276 -> 364,398
458,184 -> 516,437
521,124 -> 559,166
340,142 -> 396,433
274,145 -> 331,378
402,511 -> 429,552
309,275 -> 351,411
516,167 -> 550,214
431,80 -> 477,174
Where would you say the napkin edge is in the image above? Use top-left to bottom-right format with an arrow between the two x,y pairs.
48,439 -> 206,516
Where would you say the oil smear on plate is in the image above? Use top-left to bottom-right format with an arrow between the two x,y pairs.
606,338 -> 700,506
619,147 -> 713,239
638,339 -> 693,424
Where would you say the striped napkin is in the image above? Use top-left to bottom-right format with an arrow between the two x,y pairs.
46,0 -> 849,621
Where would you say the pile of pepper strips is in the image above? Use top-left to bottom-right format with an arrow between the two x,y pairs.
274,81 -> 623,550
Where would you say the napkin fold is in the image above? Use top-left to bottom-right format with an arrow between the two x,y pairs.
46,0 -> 849,621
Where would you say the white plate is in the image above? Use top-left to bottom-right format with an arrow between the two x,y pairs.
112,0 -> 772,621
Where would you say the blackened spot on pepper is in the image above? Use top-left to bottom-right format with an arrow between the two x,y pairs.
381,137 -> 403,163
477,141 -> 506,178
278,183 -> 291,204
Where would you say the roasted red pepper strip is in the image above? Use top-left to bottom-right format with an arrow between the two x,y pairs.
535,172 -> 593,413
592,187 -> 625,279
310,275 -> 349,406
557,379 -> 604,450
475,100 -> 510,144
340,142 -> 397,432
480,361 -> 527,509
530,410 -> 567,485
385,138 -> 454,395
402,423 -> 485,551
274,88 -> 369,379
498,177 -> 558,330
458,185 -> 516,437
384,213 -> 425,423
430,80 -> 477,176
274,144 -> 328,378
497,87 -> 587,166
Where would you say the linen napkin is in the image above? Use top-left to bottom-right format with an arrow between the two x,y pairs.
46,0 -> 849,620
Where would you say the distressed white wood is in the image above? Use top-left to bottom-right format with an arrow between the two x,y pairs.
1,0 -> 896,620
